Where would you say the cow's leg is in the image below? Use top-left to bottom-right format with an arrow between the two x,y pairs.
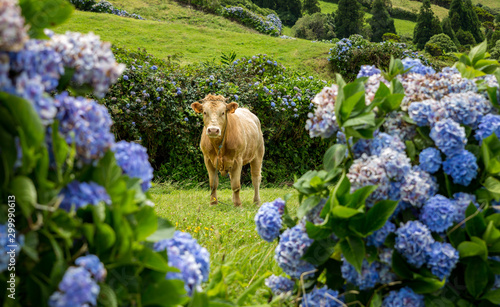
229,163 -> 242,207
250,158 -> 262,205
204,156 -> 218,205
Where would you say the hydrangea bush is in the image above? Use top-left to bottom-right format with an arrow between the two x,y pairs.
69,0 -> 145,20
257,42 -> 500,306
221,6 -> 281,36
0,1 -> 213,306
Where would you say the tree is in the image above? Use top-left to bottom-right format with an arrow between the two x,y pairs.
302,0 -> 321,15
292,12 -> 335,40
369,0 -> 396,42
334,0 -> 364,39
413,0 -> 443,49
448,0 -> 483,43
441,17 -> 459,46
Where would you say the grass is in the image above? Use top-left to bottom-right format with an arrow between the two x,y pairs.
391,0 -> 449,19
151,183 -> 300,302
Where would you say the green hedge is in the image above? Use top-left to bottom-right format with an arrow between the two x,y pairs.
101,48 -> 330,185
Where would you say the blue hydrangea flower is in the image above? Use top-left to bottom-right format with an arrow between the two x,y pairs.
341,259 -> 380,290
402,58 -> 436,75
383,111 -> 417,141
425,242 -> 459,280
0,224 -> 24,273
442,150 -> 478,186
48,267 -> 100,307
164,245 -> 203,296
380,148 -> 411,181
382,286 -> 425,307
442,93 -> 491,128
301,286 -> 344,307
352,138 -> 371,158
379,263 -> 397,284
370,133 -> 406,156
55,92 -> 115,164
379,248 -> 393,265
395,221 -> 435,268
453,193 -> 479,223
264,275 -> 295,296
59,181 -> 111,212
357,65 -> 381,78
75,255 -> 106,282
430,119 -> 467,156
408,99 -> 448,127
153,231 -> 210,283
475,114 -> 500,142
255,202 -> 282,242
0,0 -> 28,51
112,141 -> 154,192
348,154 -> 390,206
419,147 -> 442,174
420,195 -> 456,233
275,223 -> 316,279
367,221 -> 396,248
305,198 -> 328,225
400,166 -> 438,208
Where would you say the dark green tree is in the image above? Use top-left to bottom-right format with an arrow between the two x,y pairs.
334,0 -> 364,39
441,17 -> 459,46
302,0 -> 321,15
448,0 -> 483,43
369,0 -> 396,42
413,0 -> 443,49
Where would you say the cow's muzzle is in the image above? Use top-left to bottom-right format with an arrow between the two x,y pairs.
206,126 -> 221,137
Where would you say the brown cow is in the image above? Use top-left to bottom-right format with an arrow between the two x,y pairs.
191,94 -> 265,206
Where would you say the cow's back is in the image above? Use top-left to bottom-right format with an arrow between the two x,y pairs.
232,108 -> 263,163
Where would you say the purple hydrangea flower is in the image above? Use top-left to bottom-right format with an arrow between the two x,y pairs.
48,267 -> 100,307
430,119 -> 467,156
264,275 -> 295,296
305,85 -> 339,139
367,221 -> 396,248
442,92 -> 491,128
55,92 -> 115,164
0,0 -> 28,51
255,202 -> 282,242
453,193 -> 479,223
112,141 -> 154,192
395,221 -> 435,268
426,242 -> 459,280
341,259 -> 380,290
348,154 -> 390,206
59,181 -> 111,211
419,147 -> 442,174
382,286 -> 425,307
400,166 -> 438,208
75,255 -> 107,282
275,223 -> 316,279
0,224 -> 24,273
380,148 -> 411,181
163,245 -> 203,296
357,65 -> 381,78
370,133 -> 406,156
420,195 -> 456,233
442,150 -> 478,186
475,114 -> 500,142
301,286 -> 344,307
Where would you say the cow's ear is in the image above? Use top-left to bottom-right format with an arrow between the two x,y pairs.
226,102 -> 238,114
191,102 -> 203,113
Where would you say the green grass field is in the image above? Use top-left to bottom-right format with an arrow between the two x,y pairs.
151,184 -> 299,302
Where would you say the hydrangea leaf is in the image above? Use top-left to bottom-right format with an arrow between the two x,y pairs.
364,200 -> 398,236
297,195 -> 321,220
340,236 -> 365,273
481,289 -> 500,305
457,240 -> 487,259
465,203 -> 487,238
391,251 -> 414,280
135,245 -> 173,273
407,274 -> 445,294
96,223 -> 116,252
19,0 -> 74,39
302,238 -> 337,266
142,277 -> 188,306
146,218 -> 175,242
9,176 -> 36,217
465,257 -> 489,298
340,185 -> 377,209
134,206 -> 158,241
98,284 -> 118,307
483,221 -> 500,245
323,144 -> 347,172
485,214 -> 500,228
342,112 -> 376,128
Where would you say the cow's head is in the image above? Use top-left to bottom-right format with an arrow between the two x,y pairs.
191,94 -> 238,138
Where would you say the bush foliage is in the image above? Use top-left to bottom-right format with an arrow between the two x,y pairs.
291,12 -> 335,41
426,33 -> 458,54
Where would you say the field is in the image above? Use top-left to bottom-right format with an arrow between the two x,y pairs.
151,184 -> 299,302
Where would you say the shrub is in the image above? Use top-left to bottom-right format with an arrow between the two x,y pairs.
221,7 -> 282,36
256,44 -> 500,307
292,13 -> 335,41
491,40 -> 500,60
474,5 -> 494,22
335,0 -> 364,38
328,35 -> 432,81
414,0 -> 443,49
426,33 -> 458,53
388,7 -> 418,22
369,0 -> 396,42
382,32 -> 400,42
456,28 -> 476,46
425,42 -> 443,56
69,0 -> 146,19
103,49 -> 330,184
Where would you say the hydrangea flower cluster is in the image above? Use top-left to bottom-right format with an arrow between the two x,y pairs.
475,114 -> 500,142
419,195 -> 456,233
113,141 -> 154,192
274,223 -> 316,279
401,58 -> 436,75
395,221 -> 435,268
301,286 -> 344,307
0,0 -> 28,51
442,149 -> 478,186
357,65 -> 381,78
59,180 -> 111,211
367,221 -> 396,247
426,242 -> 459,280
305,84 -> 339,138
0,223 -> 24,273
221,7 -> 281,36
49,255 -> 106,307
452,192 -> 478,223
382,286 -> 425,307
418,147 -> 442,174
255,199 -> 284,242
382,111 -> 417,141
264,275 -> 294,296
341,259 -> 381,290
153,231 -> 210,295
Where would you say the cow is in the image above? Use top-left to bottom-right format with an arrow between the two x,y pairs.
191,94 -> 265,207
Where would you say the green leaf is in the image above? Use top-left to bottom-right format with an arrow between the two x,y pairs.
484,176 -> 500,194
236,273 -> 270,306
340,185 -> 377,209
134,206 -> 158,241
391,251 -> 413,279
458,240 -> 487,259
297,195 -> 321,220
466,257 -> 489,298
342,112 -> 376,128
482,289 -> 500,305
302,237 -> 336,266
332,206 -> 361,219
469,40 -> 488,66
142,278 -> 188,306
324,144 -> 347,172
483,221 -> 500,245
486,214 -> 500,228
97,283 -> 118,307
406,141 -> 416,162
465,203 -> 487,238
407,275 -> 445,294
135,246 -> 174,272
19,0 -> 74,39
339,80 -> 365,122
9,176 -> 36,216
96,223 -> 116,252
369,292 -> 382,307
363,200 -> 398,235
340,236 -> 365,273
146,218 -> 175,242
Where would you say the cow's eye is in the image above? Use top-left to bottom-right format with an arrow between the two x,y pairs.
222,112 -> 224,115
203,112 -> 206,115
